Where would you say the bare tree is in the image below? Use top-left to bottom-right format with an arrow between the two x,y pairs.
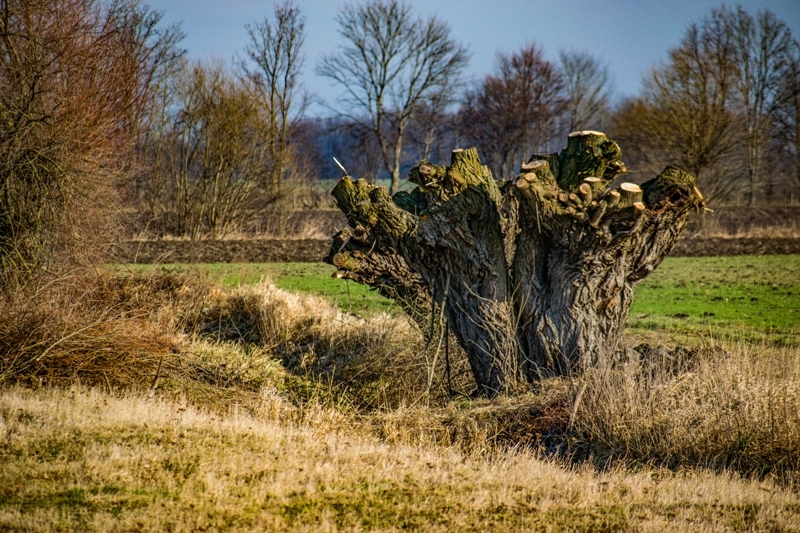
610,98 -> 669,178
559,49 -> 614,131
612,16 -> 740,202
721,6 -> 794,205
773,40 -> 800,195
122,3 -> 185,212
317,0 -> 468,195
241,1 -> 307,199
459,43 -> 566,180
142,61 -> 269,239
113,2 -> 185,148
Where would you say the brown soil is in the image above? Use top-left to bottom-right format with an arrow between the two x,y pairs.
111,236 -> 800,264
113,205 -> 800,264
671,237 -> 800,256
685,205 -> 800,236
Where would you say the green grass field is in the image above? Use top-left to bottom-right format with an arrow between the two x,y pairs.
123,255 -> 800,341
629,255 -> 800,342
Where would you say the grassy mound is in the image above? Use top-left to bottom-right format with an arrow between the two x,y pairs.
0,272 -> 191,388
2,268 -> 800,529
3,386 -> 799,532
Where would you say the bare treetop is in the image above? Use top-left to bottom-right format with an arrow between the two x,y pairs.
613,13 -> 739,201
240,1 -> 307,196
317,0 -> 468,194
459,43 -> 565,181
559,49 -> 614,132
242,2 -> 305,111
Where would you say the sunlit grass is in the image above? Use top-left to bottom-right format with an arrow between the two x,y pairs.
121,262 -> 399,317
122,255 -> 800,342
629,255 -> 800,343
3,387 -> 799,532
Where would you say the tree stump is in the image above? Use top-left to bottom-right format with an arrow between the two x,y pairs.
325,131 -> 704,396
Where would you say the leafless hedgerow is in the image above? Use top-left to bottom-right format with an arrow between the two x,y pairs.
0,0 -> 183,284
137,3 -> 314,239
138,60 -> 273,239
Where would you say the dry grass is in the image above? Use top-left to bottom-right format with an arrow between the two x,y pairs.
3,269 -> 800,530
688,212 -> 800,239
131,208 -> 343,241
573,343 -> 800,478
188,280 -> 475,410
2,386 -> 800,532
197,282 -> 800,481
0,271 -> 199,387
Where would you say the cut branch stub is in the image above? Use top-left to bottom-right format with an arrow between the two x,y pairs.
589,200 -> 607,228
331,177 -> 416,243
516,160 -> 557,188
578,183 -> 593,204
642,166 -> 702,211
582,176 -> 604,194
512,159 -> 565,229
326,134 -> 703,396
524,152 -> 560,178
332,251 -> 359,271
605,190 -> 621,208
617,182 -> 643,209
556,131 -> 625,191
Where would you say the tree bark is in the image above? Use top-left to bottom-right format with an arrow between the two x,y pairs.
325,131 -> 704,395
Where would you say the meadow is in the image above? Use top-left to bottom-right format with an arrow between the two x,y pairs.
2,255 -> 800,531
124,255 -> 800,341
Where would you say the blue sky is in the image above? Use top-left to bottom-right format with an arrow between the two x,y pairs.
146,0 -> 800,113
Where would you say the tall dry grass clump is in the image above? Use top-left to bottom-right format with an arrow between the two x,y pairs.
0,267 -> 460,412
195,281 -> 472,409
572,343 -> 800,477
0,269 -> 213,388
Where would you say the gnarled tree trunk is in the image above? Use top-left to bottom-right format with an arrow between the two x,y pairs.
326,131 -> 704,396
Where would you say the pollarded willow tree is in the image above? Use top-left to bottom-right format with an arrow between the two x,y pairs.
326,131 -> 705,396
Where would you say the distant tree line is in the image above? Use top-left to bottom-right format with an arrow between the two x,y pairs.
614,6 -> 800,205
114,0 -> 800,239
1,0 -> 798,276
